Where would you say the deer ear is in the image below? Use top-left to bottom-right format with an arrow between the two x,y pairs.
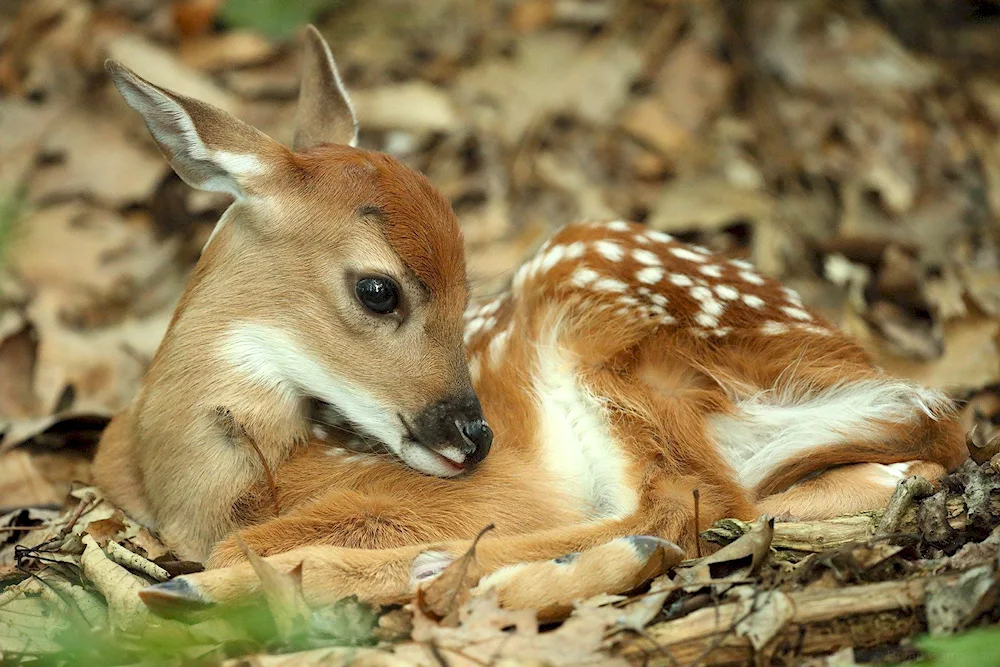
292,25 -> 359,151
106,60 -> 280,198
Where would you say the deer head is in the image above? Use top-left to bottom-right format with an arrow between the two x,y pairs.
105,27 -> 492,480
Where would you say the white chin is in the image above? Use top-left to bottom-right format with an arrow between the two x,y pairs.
397,441 -> 464,478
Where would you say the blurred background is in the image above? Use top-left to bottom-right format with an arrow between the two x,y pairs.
3,0 -> 1000,507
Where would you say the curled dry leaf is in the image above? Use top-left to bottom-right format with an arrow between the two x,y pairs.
80,533 -> 150,633
681,515 -> 775,584
104,539 -> 171,582
415,523 -> 492,625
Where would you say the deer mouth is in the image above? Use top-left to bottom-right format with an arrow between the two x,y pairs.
306,398 -> 468,477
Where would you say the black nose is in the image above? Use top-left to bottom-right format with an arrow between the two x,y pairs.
456,417 -> 493,456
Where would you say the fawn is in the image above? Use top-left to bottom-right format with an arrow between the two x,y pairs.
93,27 -> 968,613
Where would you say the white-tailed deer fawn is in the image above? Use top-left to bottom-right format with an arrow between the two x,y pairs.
93,27 -> 968,614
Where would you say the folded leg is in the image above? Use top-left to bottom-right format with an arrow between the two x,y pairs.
756,460 -> 946,521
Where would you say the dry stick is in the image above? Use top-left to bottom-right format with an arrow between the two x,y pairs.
59,492 -> 98,537
875,475 -> 934,537
243,431 -> 281,519
632,627 -> 681,667
620,574 -> 954,665
691,495 -> 704,560
0,524 -> 56,532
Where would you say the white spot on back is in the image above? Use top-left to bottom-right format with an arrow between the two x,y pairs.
714,284 -> 740,300
739,271 -> 766,286
699,265 -> 723,278
670,247 -> 708,263
571,266 -> 600,287
538,245 -> 568,273
636,266 -> 664,285
782,306 -> 812,321
761,321 -> 788,335
565,241 -> 586,259
595,240 -> 625,262
742,294 -> 765,309
592,277 -> 629,293
488,325 -> 511,366
669,273 -> 694,287
646,230 -> 673,244
606,220 -> 631,232
783,287 -> 804,305
632,249 -> 661,266
695,311 -> 719,327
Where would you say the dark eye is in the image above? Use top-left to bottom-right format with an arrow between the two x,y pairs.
355,277 -> 400,315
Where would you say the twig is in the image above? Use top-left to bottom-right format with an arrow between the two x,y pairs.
243,430 -> 280,519
692,489 -> 702,559
631,627 -> 681,667
0,524 -> 56,532
875,475 -> 934,537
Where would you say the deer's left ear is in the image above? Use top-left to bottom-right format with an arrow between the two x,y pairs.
292,25 -> 359,151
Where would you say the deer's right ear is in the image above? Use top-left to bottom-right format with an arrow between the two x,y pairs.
292,25 -> 359,151
106,60 -> 281,199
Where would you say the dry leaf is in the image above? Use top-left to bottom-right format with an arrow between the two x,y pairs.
80,533 -> 150,633
235,535 -> 310,638
104,539 -> 171,582
733,588 -> 795,651
83,509 -> 127,546
679,516 -> 775,585
352,82 -> 462,133
415,524 -> 492,625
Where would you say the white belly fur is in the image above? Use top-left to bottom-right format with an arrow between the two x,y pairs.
533,346 -> 638,520
709,378 -> 951,489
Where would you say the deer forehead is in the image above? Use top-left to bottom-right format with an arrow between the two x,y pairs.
274,145 -> 468,310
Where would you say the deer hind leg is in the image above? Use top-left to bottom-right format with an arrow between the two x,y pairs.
755,460 -> 947,521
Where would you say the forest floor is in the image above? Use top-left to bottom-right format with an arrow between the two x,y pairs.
2,0 -> 1000,664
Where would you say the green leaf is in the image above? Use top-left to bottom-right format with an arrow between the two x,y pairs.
307,596 -> 379,648
219,0 -> 347,40
915,627 -> 1000,667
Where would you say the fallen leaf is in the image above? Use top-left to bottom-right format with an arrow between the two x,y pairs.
80,533 -> 150,633
733,588 -> 795,651
104,539 -> 171,582
352,82 -> 462,133
178,31 -> 277,72
415,524 -> 492,625
103,33 -> 241,115
456,31 -> 641,145
678,516 -> 775,585
925,563 -> 1000,634
235,534 -> 311,639
29,107 -> 167,208
83,509 -> 128,546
